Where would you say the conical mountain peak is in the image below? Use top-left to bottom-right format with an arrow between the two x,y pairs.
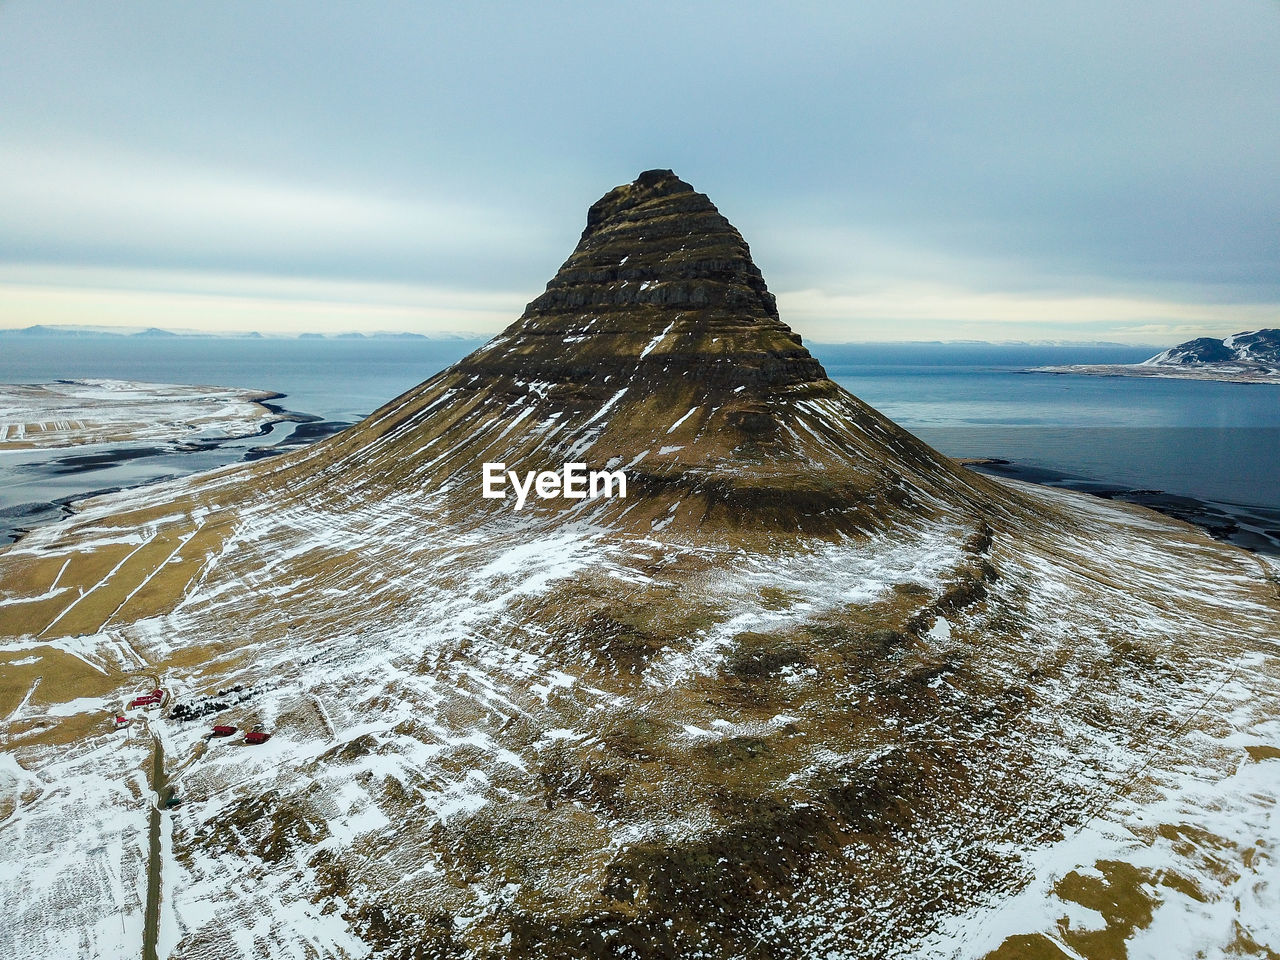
521,168 -> 782,334
460,170 -> 827,397
6,172 -> 1273,960
301,171 -> 998,537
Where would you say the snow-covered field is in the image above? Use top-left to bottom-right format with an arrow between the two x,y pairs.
1,362 -> 1278,958
3,470 -> 1277,958
0,379 -> 284,448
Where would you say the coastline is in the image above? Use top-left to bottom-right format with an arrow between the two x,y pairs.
961,457 -> 1280,556
0,379 -> 297,450
1030,363 -> 1280,385
0,385 -> 347,543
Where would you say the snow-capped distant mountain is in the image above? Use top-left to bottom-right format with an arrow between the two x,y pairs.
1037,328 -> 1280,384
1225,328 -> 1280,361
1141,328 -> 1280,369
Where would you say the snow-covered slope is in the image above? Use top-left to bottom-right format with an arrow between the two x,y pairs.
1140,328 -> 1280,372
2,172 -> 1278,959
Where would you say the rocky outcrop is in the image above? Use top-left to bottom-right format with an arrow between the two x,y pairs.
1143,336 -> 1236,365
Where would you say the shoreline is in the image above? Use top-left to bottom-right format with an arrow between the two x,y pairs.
961,457 -> 1280,556
1029,364 -> 1280,385
0,388 -> 351,544
0,379 -> 298,450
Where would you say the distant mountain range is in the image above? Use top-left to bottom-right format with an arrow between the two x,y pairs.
1141,328 -> 1280,369
0,324 -> 475,341
0,324 -> 1144,349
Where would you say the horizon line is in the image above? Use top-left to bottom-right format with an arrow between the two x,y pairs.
0,322 -> 1175,349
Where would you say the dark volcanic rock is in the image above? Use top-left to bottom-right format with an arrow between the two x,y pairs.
458,169 -> 827,394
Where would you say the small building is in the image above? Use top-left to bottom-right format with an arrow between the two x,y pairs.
244,731 -> 271,745
129,688 -> 165,709
211,724 -> 237,737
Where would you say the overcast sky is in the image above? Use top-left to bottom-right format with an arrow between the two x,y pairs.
2,1 -> 1277,343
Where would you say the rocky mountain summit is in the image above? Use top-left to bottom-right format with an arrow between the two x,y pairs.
2,173 -> 1278,960
466,167 -> 825,393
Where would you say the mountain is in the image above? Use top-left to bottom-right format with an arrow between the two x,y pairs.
2,172 -> 1278,960
1034,327 -> 1280,384
1141,328 -> 1280,369
297,167 -> 1000,541
0,323 -> 136,337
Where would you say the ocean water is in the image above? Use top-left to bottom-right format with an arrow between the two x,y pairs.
819,344 -> 1280,509
0,335 -> 486,424
1,337 -> 1277,545
0,336 -> 486,538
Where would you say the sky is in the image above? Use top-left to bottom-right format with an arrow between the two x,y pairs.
1,1 -> 1277,344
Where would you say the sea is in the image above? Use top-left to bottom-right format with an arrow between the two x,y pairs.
1,337 -> 1277,552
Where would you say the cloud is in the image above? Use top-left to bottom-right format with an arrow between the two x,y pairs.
776,286 -> 1279,344
0,265 -> 527,336
1,1 -> 1277,340
0,143 -> 553,286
